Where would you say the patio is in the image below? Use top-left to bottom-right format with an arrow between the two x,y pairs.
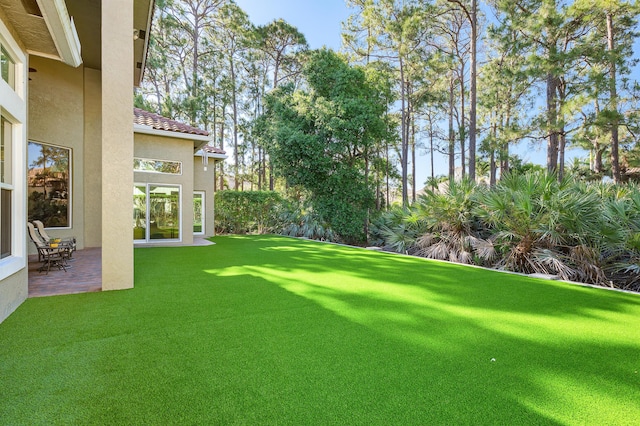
27,238 -> 215,297
28,248 -> 102,297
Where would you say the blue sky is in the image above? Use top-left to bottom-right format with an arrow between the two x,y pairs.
233,0 -> 633,184
234,0 -> 350,50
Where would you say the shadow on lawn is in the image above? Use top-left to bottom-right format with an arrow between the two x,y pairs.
3,234 -> 638,424
195,235 -> 640,424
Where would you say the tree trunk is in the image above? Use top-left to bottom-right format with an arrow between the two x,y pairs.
449,73 -> 456,180
230,56 -> 239,190
546,71 -> 559,173
459,66 -> 466,178
400,59 -> 409,206
429,115 -> 435,181
219,117 -> 225,190
468,0 -> 477,181
490,122 -> 497,186
411,116 -> 416,203
607,11 -> 621,183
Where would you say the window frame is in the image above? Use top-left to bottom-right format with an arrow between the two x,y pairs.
27,140 -> 73,229
193,191 -> 205,236
134,157 -> 182,175
0,20 -> 27,280
133,183 -> 182,243
1,45 -> 16,89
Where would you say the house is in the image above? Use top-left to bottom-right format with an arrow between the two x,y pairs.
0,0 -> 225,323
133,108 -> 227,245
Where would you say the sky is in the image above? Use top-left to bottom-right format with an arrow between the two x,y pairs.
232,0 -> 629,186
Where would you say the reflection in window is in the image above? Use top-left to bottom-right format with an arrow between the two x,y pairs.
134,157 -> 181,175
1,46 -> 15,89
1,117 -> 11,184
193,192 -> 204,234
28,141 -> 71,227
133,184 -> 181,241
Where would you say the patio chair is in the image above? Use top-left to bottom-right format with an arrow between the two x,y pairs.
27,222 -> 71,270
32,220 -> 76,257
35,245 -> 67,274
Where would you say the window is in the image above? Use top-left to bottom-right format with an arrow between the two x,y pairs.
0,117 -> 10,184
134,184 -> 181,241
134,157 -> 182,175
0,25 -> 26,278
1,45 -> 15,89
27,142 -> 71,228
193,191 -> 204,235
0,117 -> 11,259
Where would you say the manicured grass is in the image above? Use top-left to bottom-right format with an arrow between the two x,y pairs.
1,235 -> 640,424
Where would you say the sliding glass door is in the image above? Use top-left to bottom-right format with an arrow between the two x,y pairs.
134,184 -> 181,242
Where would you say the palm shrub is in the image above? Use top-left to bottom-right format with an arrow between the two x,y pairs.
474,171 -> 610,282
369,205 -> 420,254
595,183 -> 640,290
412,178 -> 490,264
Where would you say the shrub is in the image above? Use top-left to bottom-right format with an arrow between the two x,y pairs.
215,191 -> 283,234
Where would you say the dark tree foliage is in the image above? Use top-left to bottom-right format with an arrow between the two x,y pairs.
257,49 -> 389,243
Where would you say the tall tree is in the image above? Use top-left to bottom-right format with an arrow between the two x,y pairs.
258,49 -> 388,242
447,0 -> 479,180
492,0 -> 590,176
253,19 -> 308,190
213,3 -> 253,189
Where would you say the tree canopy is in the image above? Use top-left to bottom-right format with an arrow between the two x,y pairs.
257,49 -> 389,242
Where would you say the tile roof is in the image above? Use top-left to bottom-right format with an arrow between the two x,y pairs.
201,144 -> 226,155
134,108 -> 209,137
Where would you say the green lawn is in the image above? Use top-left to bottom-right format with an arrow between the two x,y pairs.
1,235 -> 640,425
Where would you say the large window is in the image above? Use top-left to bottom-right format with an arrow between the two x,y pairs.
134,184 -> 181,241
1,45 -> 15,89
0,117 -> 11,259
27,141 -> 71,228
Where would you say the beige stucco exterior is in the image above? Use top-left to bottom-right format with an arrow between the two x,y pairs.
0,0 -> 158,322
101,0 -> 134,290
0,0 -> 225,323
28,55 -> 86,250
135,134 -> 194,246
134,132 -> 220,245
194,157 -> 218,239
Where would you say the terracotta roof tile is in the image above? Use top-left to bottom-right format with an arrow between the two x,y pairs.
134,108 -> 209,136
202,144 -> 226,155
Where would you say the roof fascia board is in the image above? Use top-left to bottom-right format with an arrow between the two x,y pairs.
36,0 -> 82,67
136,0 -> 155,86
134,123 -> 211,143
195,152 -> 228,161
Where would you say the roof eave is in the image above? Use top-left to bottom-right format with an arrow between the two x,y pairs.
195,152 -> 228,162
134,123 -> 211,148
134,0 -> 155,86
37,0 -> 82,67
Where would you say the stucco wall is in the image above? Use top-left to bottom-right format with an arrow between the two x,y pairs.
0,269 -> 27,324
83,68 -> 102,248
193,157 -> 217,237
28,56 -> 85,252
134,133 -> 195,245
101,0 -> 134,291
